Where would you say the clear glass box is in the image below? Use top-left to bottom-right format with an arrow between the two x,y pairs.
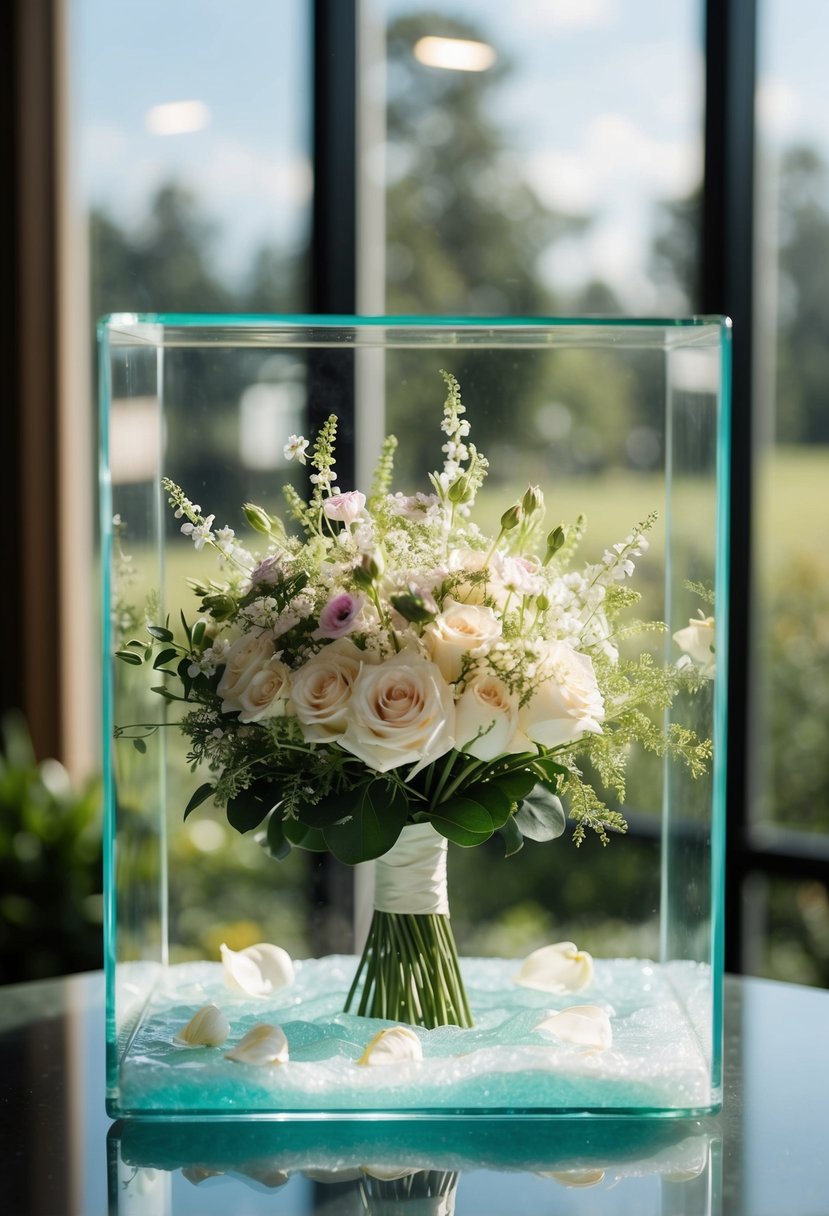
100,315 -> 729,1118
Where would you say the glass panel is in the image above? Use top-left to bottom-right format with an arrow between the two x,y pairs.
745,874 -> 829,987
754,1 -> 829,878
359,0 -> 703,314
101,316 -> 727,1117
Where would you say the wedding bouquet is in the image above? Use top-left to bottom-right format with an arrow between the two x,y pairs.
116,372 -> 710,1028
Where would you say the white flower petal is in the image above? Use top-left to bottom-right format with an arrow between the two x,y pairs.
361,1165 -> 420,1181
221,942 -> 294,997
357,1025 -> 423,1067
534,1004 -> 613,1050
543,1168 -> 605,1188
174,1003 -> 230,1047
513,942 -> 594,993
225,1022 -> 289,1066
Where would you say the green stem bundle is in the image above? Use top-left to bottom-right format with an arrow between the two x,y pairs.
344,910 -> 473,1029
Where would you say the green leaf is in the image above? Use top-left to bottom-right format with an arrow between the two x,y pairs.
283,818 -> 327,852
498,815 -> 524,857
132,737 -> 147,754
192,620 -> 206,648
152,647 -> 178,670
147,624 -> 174,642
183,782 -> 215,820
226,781 -> 278,833
151,685 -> 182,700
531,755 -> 568,787
461,782 -> 512,829
430,797 -> 494,847
115,650 -> 143,665
514,785 -> 566,842
324,781 -> 409,864
491,769 -> 537,805
300,790 -> 354,829
265,811 -> 292,861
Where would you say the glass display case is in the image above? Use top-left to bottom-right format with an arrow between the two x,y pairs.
100,315 -> 729,1117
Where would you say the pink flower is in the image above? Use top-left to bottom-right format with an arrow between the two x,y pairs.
315,592 -> 364,639
322,491 -> 366,525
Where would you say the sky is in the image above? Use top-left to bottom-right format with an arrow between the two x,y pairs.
73,0 -> 825,310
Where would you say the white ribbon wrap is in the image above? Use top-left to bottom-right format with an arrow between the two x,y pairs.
373,823 -> 449,916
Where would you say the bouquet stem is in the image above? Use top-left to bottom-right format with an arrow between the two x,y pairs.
344,909 -> 473,1029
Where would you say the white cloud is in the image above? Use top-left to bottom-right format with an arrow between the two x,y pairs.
756,75 -> 802,140
526,111 -> 701,214
513,0 -> 618,32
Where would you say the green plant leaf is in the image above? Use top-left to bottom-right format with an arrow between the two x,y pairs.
430,797 -> 494,847
115,650 -> 143,665
531,755 -> 568,787
265,811 -> 292,861
132,737 -> 147,754
514,784 -> 566,842
283,818 -> 327,851
461,782 -> 512,828
183,782 -> 216,820
490,769 -> 537,804
147,624 -> 174,642
152,647 -> 179,670
226,781 -> 277,833
498,815 -> 524,857
300,790 -> 354,829
323,781 -> 408,864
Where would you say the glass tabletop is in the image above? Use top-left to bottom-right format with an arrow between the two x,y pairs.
0,972 -> 826,1215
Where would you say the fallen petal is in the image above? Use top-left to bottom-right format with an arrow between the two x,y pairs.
182,1166 -> 225,1185
514,942 -> 594,993
357,1025 -> 423,1067
174,1003 -> 230,1047
221,942 -> 294,997
544,1168 -> 605,1188
225,1022 -> 289,1066
534,1004 -> 613,1050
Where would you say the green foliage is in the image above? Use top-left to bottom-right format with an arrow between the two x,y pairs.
0,713 -> 102,983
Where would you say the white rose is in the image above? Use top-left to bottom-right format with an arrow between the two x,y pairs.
423,599 -> 502,682
339,652 -> 455,775
217,632 -> 274,713
289,639 -> 367,742
673,615 -> 716,678
455,671 -> 520,761
237,657 -> 291,723
519,641 -> 604,748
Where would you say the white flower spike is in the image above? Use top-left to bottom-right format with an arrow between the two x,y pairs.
514,942 -> 594,993
221,942 -> 294,997
283,434 -> 309,464
225,1022 -> 289,1066
175,1003 -> 230,1047
534,1004 -> 613,1050
358,1025 -> 423,1067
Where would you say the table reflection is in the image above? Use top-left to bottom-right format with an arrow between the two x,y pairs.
109,1116 -> 721,1214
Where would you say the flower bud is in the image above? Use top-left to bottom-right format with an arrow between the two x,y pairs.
447,473 -> 474,505
353,550 -> 385,588
545,525 -> 566,559
243,502 -> 273,535
521,484 -> 544,516
391,590 -> 437,625
500,502 -> 523,531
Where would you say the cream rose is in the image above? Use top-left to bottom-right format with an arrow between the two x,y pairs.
519,641 -> 604,748
455,671 -> 520,761
289,639 -> 366,742
423,599 -> 502,682
237,656 -> 291,723
217,632 -> 275,714
339,652 -> 455,775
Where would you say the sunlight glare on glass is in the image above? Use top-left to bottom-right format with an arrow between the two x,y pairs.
413,35 -> 496,73
145,99 -> 211,136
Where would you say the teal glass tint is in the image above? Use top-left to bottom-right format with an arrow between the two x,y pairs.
100,315 -> 729,1116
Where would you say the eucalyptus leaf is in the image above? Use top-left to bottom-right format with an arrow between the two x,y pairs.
226,782 -> 278,834
514,785 -> 567,842
300,790 -> 354,829
490,769 -> 537,805
461,782 -> 512,829
430,797 -> 494,847
498,815 -> 524,857
183,782 -> 216,820
283,818 -> 327,851
323,781 -> 408,865
265,812 -> 292,861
